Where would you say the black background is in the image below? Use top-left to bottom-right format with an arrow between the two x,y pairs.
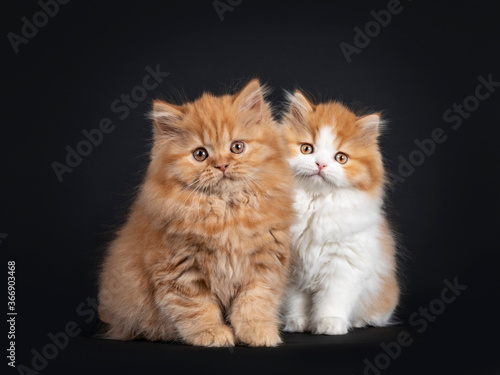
2,0 -> 499,374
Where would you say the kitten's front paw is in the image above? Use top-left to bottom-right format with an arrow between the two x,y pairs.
186,325 -> 235,347
283,317 -> 308,332
311,317 -> 349,335
353,319 -> 367,328
235,322 -> 281,347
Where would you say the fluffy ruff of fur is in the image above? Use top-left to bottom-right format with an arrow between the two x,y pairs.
281,91 -> 399,335
98,80 -> 294,347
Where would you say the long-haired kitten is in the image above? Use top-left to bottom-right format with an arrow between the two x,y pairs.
98,80 -> 294,347
281,91 -> 399,335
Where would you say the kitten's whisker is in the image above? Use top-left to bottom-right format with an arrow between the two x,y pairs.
245,175 -> 266,192
293,171 -> 309,178
183,181 -> 203,207
241,178 -> 255,197
196,180 -> 210,219
183,179 -> 201,191
241,176 -> 257,194
168,179 -> 201,201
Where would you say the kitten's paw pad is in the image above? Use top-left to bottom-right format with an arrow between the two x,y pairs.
236,322 -> 281,347
312,317 -> 349,335
283,317 -> 307,332
188,325 -> 235,347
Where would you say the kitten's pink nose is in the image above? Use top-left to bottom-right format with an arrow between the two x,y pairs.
215,164 -> 229,173
316,162 -> 327,171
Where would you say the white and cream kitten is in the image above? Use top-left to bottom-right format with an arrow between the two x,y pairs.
281,91 -> 399,335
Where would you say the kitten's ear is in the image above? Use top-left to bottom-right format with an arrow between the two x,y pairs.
151,100 -> 184,137
285,90 -> 314,124
355,113 -> 382,143
234,79 -> 266,113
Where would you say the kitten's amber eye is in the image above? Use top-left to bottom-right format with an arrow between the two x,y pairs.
231,141 -> 245,154
300,144 -> 314,154
335,152 -> 348,164
193,148 -> 208,162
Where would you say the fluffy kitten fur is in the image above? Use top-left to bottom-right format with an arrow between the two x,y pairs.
98,80 -> 294,347
281,91 -> 399,335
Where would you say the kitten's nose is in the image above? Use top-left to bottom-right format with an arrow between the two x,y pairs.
215,164 -> 229,173
316,162 -> 327,171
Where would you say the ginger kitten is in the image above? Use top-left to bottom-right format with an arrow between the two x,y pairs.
98,80 -> 294,347
281,91 -> 399,335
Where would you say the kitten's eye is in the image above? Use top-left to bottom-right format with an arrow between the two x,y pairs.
300,144 -> 314,154
335,152 -> 348,164
231,141 -> 245,154
193,148 -> 208,162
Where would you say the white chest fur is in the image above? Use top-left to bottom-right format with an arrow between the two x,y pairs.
290,187 -> 383,289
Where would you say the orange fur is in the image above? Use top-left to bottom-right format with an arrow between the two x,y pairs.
363,220 -> 400,322
98,80 -> 294,347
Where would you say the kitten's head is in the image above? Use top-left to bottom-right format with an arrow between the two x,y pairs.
148,80 -> 289,197
282,91 -> 385,195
